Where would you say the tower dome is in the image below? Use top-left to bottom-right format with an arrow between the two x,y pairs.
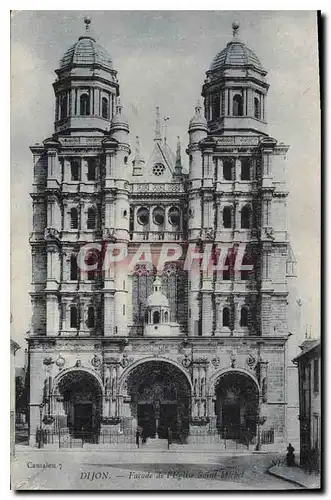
209,22 -> 265,75
60,35 -> 113,71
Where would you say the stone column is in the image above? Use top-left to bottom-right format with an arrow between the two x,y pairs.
235,158 -> 241,181
81,158 -> 88,183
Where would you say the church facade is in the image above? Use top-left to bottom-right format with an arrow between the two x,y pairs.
28,19 -> 297,447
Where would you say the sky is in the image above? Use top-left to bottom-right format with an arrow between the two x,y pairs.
11,10 -> 320,364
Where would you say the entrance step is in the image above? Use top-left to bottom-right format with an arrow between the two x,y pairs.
142,438 -> 168,450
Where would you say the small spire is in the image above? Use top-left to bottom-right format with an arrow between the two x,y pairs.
163,117 -> 170,143
195,100 -> 202,115
154,106 -> 162,142
232,21 -> 240,39
132,135 -> 144,176
135,136 -> 140,156
116,97 -> 122,115
174,136 -> 182,177
84,15 -> 91,32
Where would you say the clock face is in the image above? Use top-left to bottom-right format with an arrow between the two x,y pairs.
153,163 -> 165,176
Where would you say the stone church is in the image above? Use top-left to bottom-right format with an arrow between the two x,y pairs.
28,18 -> 298,447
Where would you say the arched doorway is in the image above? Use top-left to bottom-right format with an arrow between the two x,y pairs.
214,371 -> 259,442
126,361 -> 191,442
54,370 -> 102,441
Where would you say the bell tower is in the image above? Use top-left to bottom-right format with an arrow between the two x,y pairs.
53,16 -> 119,136
202,22 -> 269,136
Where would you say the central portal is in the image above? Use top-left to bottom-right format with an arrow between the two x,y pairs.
127,361 -> 191,442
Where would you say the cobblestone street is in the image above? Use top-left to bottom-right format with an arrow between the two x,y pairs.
12,448 -> 303,490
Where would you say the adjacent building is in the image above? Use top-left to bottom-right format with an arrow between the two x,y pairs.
27,18 -> 298,447
293,339 -> 321,470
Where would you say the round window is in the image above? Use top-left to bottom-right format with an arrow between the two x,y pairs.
153,207 -> 165,225
153,163 -> 165,176
137,207 -> 149,226
168,206 -> 180,226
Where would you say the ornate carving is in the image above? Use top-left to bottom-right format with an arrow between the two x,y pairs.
55,355 -> 65,368
91,354 -> 102,369
179,354 -> 191,368
121,354 -> 134,368
75,359 -> 81,368
44,227 -> 60,241
246,354 -> 256,369
230,353 -> 236,368
193,357 -> 209,366
43,357 -> 54,366
211,356 -> 220,367
264,227 -> 275,240
104,356 -> 119,365
205,228 -> 215,240
102,228 -> 116,242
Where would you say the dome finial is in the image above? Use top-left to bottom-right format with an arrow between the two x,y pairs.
84,15 -> 91,32
232,21 -> 240,39
195,100 -> 202,114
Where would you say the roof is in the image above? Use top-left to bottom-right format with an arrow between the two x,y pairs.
59,35 -> 113,70
146,291 -> 170,308
293,339 -> 320,362
210,40 -> 264,73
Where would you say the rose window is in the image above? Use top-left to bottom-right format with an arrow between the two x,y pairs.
153,163 -> 165,176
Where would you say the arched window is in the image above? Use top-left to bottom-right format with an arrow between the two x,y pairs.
233,94 -> 243,116
241,253 -> 251,280
223,255 -> 231,281
87,306 -> 95,328
70,305 -> 78,328
102,97 -> 109,119
254,97 -> 261,119
71,159 -> 80,181
241,205 -> 251,229
153,206 -> 165,226
223,206 -> 232,229
212,94 -> 220,121
70,207 -> 78,229
164,311 -> 169,323
60,93 -> 68,120
70,255 -> 78,280
223,160 -> 233,181
222,307 -> 230,327
87,207 -> 97,230
241,158 -> 251,181
80,93 -> 90,116
86,251 -> 97,281
137,207 -> 149,226
153,311 -> 160,324
87,159 -> 96,181
168,206 -> 180,226
240,307 -> 248,327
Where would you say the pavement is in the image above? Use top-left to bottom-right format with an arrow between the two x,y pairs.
269,464 -> 321,489
11,447 -> 305,490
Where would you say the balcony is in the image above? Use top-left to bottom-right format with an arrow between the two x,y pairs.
129,231 -> 185,242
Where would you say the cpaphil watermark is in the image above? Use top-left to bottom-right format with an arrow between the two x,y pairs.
75,242 -> 254,278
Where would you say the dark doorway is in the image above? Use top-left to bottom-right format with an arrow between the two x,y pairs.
127,361 -> 191,443
138,404 -> 156,438
56,370 -> 102,442
222,402 -> 241,439
74,403 -> 93,434
215,371 -> 259,443
159,403 -> 177,438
